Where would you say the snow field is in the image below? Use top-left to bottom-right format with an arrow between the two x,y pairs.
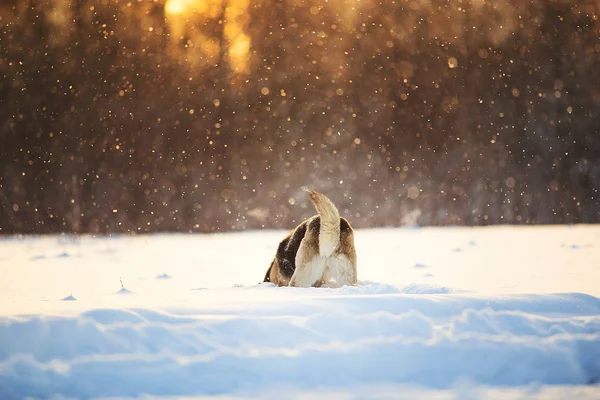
0,225 -> 599,399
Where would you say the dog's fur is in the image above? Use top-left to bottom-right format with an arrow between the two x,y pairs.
263,188 -> 357,288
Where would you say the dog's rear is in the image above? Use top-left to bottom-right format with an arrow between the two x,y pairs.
264,188 -> 357,288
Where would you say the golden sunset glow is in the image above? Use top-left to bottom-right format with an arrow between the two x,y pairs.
4,0 -> 599,237
165,0 -> 193,15
165,0 -> 223,17
229,34 -> 251,73
165,0 -> 251,73
224,0 -> 251,73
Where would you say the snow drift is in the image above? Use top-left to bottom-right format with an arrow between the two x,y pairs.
0,225 -> 599,399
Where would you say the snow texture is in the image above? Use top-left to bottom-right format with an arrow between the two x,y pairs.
0,225 -> 599,399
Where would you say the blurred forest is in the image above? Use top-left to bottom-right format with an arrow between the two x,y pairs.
1,0 -> 600,234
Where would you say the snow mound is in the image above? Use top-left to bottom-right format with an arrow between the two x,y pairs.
0,289 -> 599,399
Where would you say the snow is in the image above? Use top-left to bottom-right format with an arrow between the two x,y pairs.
1,225 -> 600,399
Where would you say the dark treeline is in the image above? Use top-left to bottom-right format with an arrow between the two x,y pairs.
1,0 -> 600,234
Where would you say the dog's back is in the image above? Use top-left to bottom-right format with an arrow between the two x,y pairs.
264,188 -> 357,287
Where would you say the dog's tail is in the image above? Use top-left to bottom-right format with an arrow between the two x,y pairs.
303,187 -> 340,257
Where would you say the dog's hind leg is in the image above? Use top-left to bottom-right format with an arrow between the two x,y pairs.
321,254 -> 357,287
289,226 -> 322,287
263,263 -> 273,283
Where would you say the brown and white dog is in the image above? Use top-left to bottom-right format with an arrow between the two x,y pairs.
263,188 -> 357,288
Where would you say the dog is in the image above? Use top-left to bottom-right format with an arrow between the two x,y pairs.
263,187 -> 357,288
